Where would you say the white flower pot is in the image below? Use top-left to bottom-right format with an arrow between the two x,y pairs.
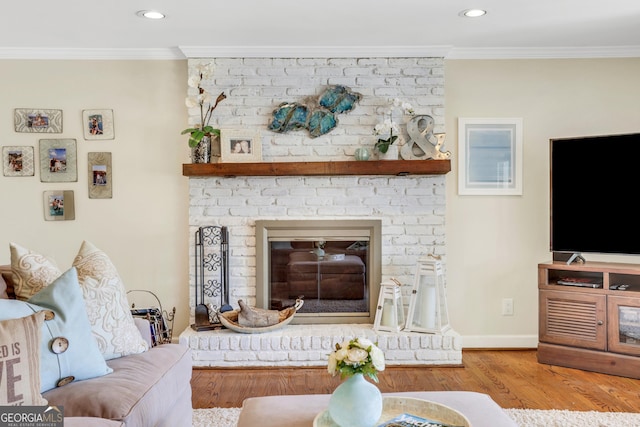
328,373 -> 382,427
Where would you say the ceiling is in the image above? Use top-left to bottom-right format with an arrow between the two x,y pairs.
2,0 -> 640,60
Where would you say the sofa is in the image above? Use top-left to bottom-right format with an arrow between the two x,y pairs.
0,242 -> 193,427
42,318 -> 192,427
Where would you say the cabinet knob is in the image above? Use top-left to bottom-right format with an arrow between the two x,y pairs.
597,320 -> 604,325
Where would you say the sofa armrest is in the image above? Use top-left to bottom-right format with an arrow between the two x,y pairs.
133,317 -> 153,348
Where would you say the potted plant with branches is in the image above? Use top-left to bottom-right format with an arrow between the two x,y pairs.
181,62 -> 226,162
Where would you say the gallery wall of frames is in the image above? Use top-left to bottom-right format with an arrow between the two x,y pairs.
2,108 -> 114,221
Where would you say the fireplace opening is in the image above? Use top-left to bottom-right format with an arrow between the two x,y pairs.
256,220 -> 382,324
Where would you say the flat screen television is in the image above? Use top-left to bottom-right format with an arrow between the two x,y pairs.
551,132 -> 640,259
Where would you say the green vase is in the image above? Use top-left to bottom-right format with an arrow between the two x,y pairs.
328,373 -> 383,427
355,147 -> 371,161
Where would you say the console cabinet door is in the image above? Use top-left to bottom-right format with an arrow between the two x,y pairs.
539,290 -> 606,350
608,295 -> 640,356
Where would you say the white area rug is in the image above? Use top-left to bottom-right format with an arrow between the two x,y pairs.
503,408 -> 640,427
193,408 -> 242,427
193,407 -> 640,427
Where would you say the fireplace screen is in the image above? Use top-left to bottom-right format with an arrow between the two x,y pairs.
256,220 -> 381,324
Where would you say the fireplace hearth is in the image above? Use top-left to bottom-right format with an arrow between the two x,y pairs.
179,323 -> 463,367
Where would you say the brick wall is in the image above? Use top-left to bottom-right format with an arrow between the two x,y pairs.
187,57 -> 447,320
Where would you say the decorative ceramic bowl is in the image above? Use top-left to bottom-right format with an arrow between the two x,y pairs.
313,396 -> 471,427
217,299 -> 303,334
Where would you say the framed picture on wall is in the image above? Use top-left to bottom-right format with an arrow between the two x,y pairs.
2,146 -> 35,177
88,152 -> 112,199
220,129 -> 262,163
14,108 -> 63,133
43,190 -> 75,221
39,139 -> 78,182
458,118 -> 523,195
82,109 -> 115,140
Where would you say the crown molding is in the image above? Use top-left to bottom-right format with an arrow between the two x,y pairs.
0,45 -> 639,60
178,45 -> 454,59
0,47 -> 185,60
447,45 -> 640,59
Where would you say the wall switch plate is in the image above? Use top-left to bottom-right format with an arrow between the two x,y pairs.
502,298 -> 514,316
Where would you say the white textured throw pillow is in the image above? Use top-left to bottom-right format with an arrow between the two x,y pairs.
72,241 -> 149,360
10,242 -> 62,300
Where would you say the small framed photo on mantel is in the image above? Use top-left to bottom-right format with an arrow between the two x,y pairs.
220,129 -> 262,163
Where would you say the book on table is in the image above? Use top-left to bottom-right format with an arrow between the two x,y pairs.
377,412 -> 463,427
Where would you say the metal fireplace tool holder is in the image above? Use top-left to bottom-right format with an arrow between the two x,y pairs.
191,225 -> 231,331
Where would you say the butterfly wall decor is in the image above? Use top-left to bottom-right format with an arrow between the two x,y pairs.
268,85 -> 361,138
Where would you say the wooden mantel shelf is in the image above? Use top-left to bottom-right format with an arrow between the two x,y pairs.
182,159 -> 451,177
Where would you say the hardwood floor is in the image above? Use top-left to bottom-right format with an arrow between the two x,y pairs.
191,349 -> 640,412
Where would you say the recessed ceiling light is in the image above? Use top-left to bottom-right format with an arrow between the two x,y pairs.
136,10 -> 166,19
460,9 -> 487,18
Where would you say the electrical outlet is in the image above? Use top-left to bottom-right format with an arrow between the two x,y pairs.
502,298 -> 514,316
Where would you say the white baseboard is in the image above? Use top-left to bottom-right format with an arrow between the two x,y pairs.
461,334 -> 538,349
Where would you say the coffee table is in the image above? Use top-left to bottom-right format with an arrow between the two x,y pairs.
237,391 -> 517,427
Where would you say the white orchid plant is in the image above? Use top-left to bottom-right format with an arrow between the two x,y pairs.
327,338 -> 386,382
181,62 -> 226,148
374,98 -> 415,154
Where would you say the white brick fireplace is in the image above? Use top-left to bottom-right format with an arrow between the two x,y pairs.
178,56 -> 462,367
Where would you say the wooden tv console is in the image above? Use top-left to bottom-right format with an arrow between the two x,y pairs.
538,260 -> 640,379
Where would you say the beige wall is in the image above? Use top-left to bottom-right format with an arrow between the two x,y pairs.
445,58 -> 640,346
0,60 -> 191,335
2,57 -> 639,346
